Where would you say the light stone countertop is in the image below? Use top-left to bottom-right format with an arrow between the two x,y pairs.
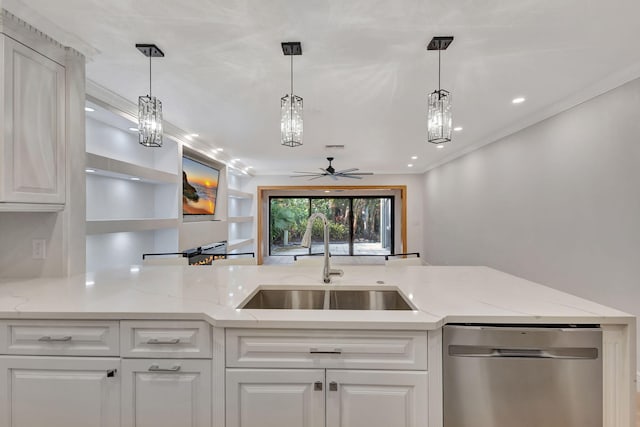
0,265 -> 633,329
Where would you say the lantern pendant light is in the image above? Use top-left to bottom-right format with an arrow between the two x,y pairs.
427,36 -> 454,144
136,43 -> 164,147
281,42 -> 303,147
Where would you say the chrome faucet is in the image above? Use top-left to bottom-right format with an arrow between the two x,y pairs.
301,213 -> 344,283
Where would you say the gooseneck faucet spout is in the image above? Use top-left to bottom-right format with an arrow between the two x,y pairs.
301,213 -> 344,283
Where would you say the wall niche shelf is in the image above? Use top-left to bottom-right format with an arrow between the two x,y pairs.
228,216 -> 254,223
86,218 -> 179,235
86,153 -> 178,184
228,238 -> 255,252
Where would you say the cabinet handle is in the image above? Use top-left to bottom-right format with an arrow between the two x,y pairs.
148,364 -> 181,372
107,369 -> 117,378
329,381 -> 338,391
314,381 -> 323,391
309,348 -> 342,354
147,338 -> 180,345
38,336 -> 72,342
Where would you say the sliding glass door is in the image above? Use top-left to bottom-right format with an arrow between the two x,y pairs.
269,196 -> 393,256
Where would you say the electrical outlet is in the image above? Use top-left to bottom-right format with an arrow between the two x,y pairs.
32,239 -> 46,260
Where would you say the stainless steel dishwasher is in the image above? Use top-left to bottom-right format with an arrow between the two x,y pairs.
443,324 -> 602,427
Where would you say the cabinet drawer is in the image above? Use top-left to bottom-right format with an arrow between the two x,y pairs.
0,320 -> 119,356
120,321 -> 211,358
226,329 -> 428,370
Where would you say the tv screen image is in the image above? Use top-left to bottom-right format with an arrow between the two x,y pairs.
182,156 -> 220,215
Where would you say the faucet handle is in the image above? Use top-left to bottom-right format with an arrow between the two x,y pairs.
329,268 -> 344,277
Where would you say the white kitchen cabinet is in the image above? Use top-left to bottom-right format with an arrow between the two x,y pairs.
0,356 -> 120,427
226,369 -> 325,427
226,368 -> 428,427
326,369 -> 428,427
0,34 -> 66,206
121,358 -> 211,427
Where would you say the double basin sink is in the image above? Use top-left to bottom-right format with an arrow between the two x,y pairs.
239,288 -> 415,310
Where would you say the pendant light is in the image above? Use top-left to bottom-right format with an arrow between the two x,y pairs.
281,42 -> 303,147
427,36 -> 454,144
136,43 -> 164,147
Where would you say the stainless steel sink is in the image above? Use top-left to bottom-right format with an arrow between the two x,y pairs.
240,289 -> 326,309
329,290 -> 413,310
239,288 -> 414,310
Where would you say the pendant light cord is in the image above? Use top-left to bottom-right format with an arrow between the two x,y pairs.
438,48 -> 441,92
149,55 -> 152,98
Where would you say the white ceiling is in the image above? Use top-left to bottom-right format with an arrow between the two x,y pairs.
8,0 -> 640,175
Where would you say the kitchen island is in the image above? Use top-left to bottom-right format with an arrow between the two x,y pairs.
0,265 -> 635,427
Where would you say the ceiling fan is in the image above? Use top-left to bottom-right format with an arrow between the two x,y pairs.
291,157 -> 374,180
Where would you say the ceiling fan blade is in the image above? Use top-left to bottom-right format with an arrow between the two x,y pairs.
330,174 -> 339,181
292,171 -> 317,174
309,175 -> 326,181
290,174 -> 322,178
339,174 -> 363,179
345,172 -> 374,176
335,168 -> 358,174
320,168 -> 330,173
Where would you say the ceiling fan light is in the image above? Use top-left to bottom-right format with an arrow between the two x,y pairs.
427,89 -> 452,144
281,94 -> 303,147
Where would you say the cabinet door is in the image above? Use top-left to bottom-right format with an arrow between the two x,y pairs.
1,35 -> 66,204
326,370 -> 428,427
226,369 -> 325,427
0,356 -> 120,427
121,359 -> 211,427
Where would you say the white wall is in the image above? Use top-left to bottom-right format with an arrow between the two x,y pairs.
423,77 -> 640,372
249,173 -> 425,256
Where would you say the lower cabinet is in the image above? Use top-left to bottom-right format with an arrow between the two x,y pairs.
0,356 -> 120,427
226,368 -> 428,427
121,359 -> 211,427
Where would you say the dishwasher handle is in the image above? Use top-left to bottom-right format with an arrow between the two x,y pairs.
448,345 -> 598,360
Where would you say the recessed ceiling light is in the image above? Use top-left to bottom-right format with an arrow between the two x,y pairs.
512,97 -> 526,104
324,190 -> 330,193
190,133 -> 199,138
128,127 -> 138,132
437,144 -> 444,149
84,107 -> 95,112
411,156 -> 418,160
85,168 -> 96,173
453,126 -> 463,131
184,135 -> 193,141
130,177 -> 141,181
407,164 -> 414,168
216,148 -> 224,152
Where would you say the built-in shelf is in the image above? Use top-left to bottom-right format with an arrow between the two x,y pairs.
228,238 -> 254,251
228,216 -> 254,223
86,218 -> 179,235
227,189 -> 253,199
0,203 -> 64,212
86,152 -> 178,184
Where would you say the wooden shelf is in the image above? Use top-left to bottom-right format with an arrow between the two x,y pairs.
228,216 -> 254,223
227,238 -> 254,251
86,153 -> 178,184
86,218 -> 179,235
0,203 -> 64,212
227,189 -> 253,199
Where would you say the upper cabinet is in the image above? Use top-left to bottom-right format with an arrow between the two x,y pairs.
0,12 -> 68,210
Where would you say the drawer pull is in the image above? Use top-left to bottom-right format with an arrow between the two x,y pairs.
147,338 -> 180,345
148,364 -> 181,372
329,381 -> 338,391
309,348 -> 342,354
38,336 -> 72,342
314,381 -> 323,391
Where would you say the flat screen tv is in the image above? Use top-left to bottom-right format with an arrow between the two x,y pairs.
182,156 -> 220,216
